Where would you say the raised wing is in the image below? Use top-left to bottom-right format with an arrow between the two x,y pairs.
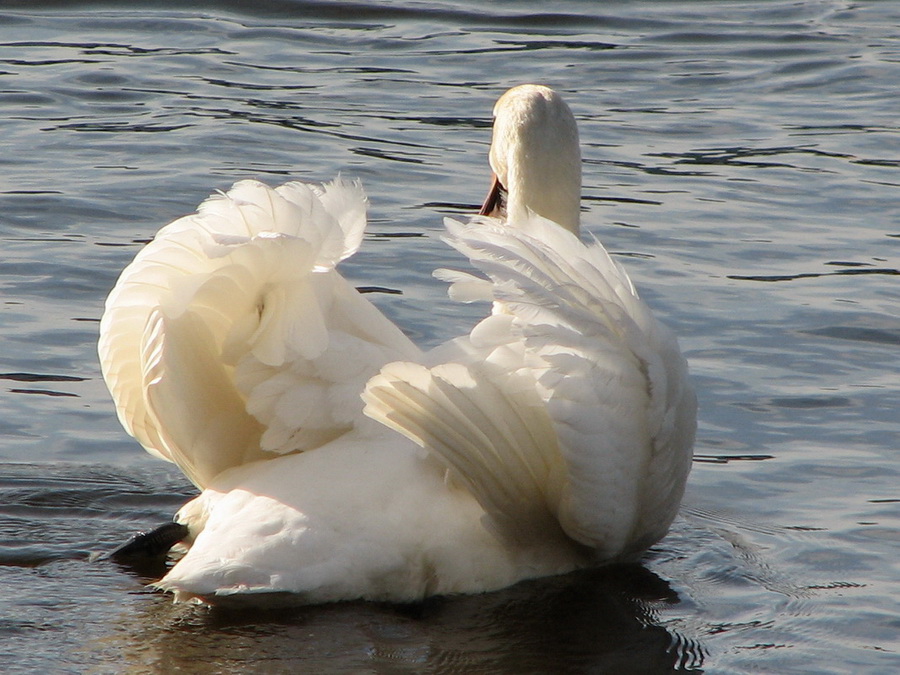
364,214 -> 696,558
99,179 -> 420,487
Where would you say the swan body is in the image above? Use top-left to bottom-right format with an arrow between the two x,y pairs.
99,85 -> 696,604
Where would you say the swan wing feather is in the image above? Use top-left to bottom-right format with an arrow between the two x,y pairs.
365,213 -> 695,557
99,179 -> 420,488
364,360 -> 565,543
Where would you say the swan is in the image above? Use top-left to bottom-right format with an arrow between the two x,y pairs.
99,85 -> 696,605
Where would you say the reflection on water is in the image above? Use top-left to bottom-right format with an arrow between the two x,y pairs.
96,565 -> 702,673
1,0 -> 898,672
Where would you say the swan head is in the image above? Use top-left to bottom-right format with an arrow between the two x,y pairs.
480,85 -> 582,235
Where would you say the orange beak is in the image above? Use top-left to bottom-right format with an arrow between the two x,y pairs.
479,172 -> 505,218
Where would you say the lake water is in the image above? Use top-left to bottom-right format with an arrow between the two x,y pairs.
1,1 -> 898,672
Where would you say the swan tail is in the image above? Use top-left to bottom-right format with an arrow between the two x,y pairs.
99,179 -> 419,488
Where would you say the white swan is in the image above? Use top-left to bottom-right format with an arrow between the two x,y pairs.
99,85 -> 696,604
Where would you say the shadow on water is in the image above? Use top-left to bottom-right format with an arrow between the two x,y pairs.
96,565 -> 704,673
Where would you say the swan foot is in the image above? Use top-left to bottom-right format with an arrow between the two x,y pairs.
108,522 -> 189,561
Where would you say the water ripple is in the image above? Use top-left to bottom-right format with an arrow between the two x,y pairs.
0,1 -> 898,672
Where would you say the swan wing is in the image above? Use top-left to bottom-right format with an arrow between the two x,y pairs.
364,359 -> 566,544
99,179 -> 420,487
364,214 -> 695,557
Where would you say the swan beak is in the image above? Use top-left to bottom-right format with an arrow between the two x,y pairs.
479,172 -> 506,218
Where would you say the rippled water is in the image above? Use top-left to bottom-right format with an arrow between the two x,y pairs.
1,1 -> 898,672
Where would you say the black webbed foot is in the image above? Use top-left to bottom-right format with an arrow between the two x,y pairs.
108,522 -> 189,561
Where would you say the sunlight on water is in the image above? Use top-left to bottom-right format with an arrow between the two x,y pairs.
0,1 -> 898,672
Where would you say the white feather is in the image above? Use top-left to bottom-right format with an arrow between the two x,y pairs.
365,212 -> 695,556
99,85 -> 695,605
99,178 -> 418,482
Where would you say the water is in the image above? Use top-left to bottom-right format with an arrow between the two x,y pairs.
1,1 -> 898,671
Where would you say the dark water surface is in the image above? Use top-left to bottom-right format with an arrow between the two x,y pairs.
1,1 -> 898,672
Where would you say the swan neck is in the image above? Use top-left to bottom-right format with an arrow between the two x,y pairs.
505,154 -> 581,235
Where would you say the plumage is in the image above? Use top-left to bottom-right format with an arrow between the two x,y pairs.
99,84 -> 695,604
